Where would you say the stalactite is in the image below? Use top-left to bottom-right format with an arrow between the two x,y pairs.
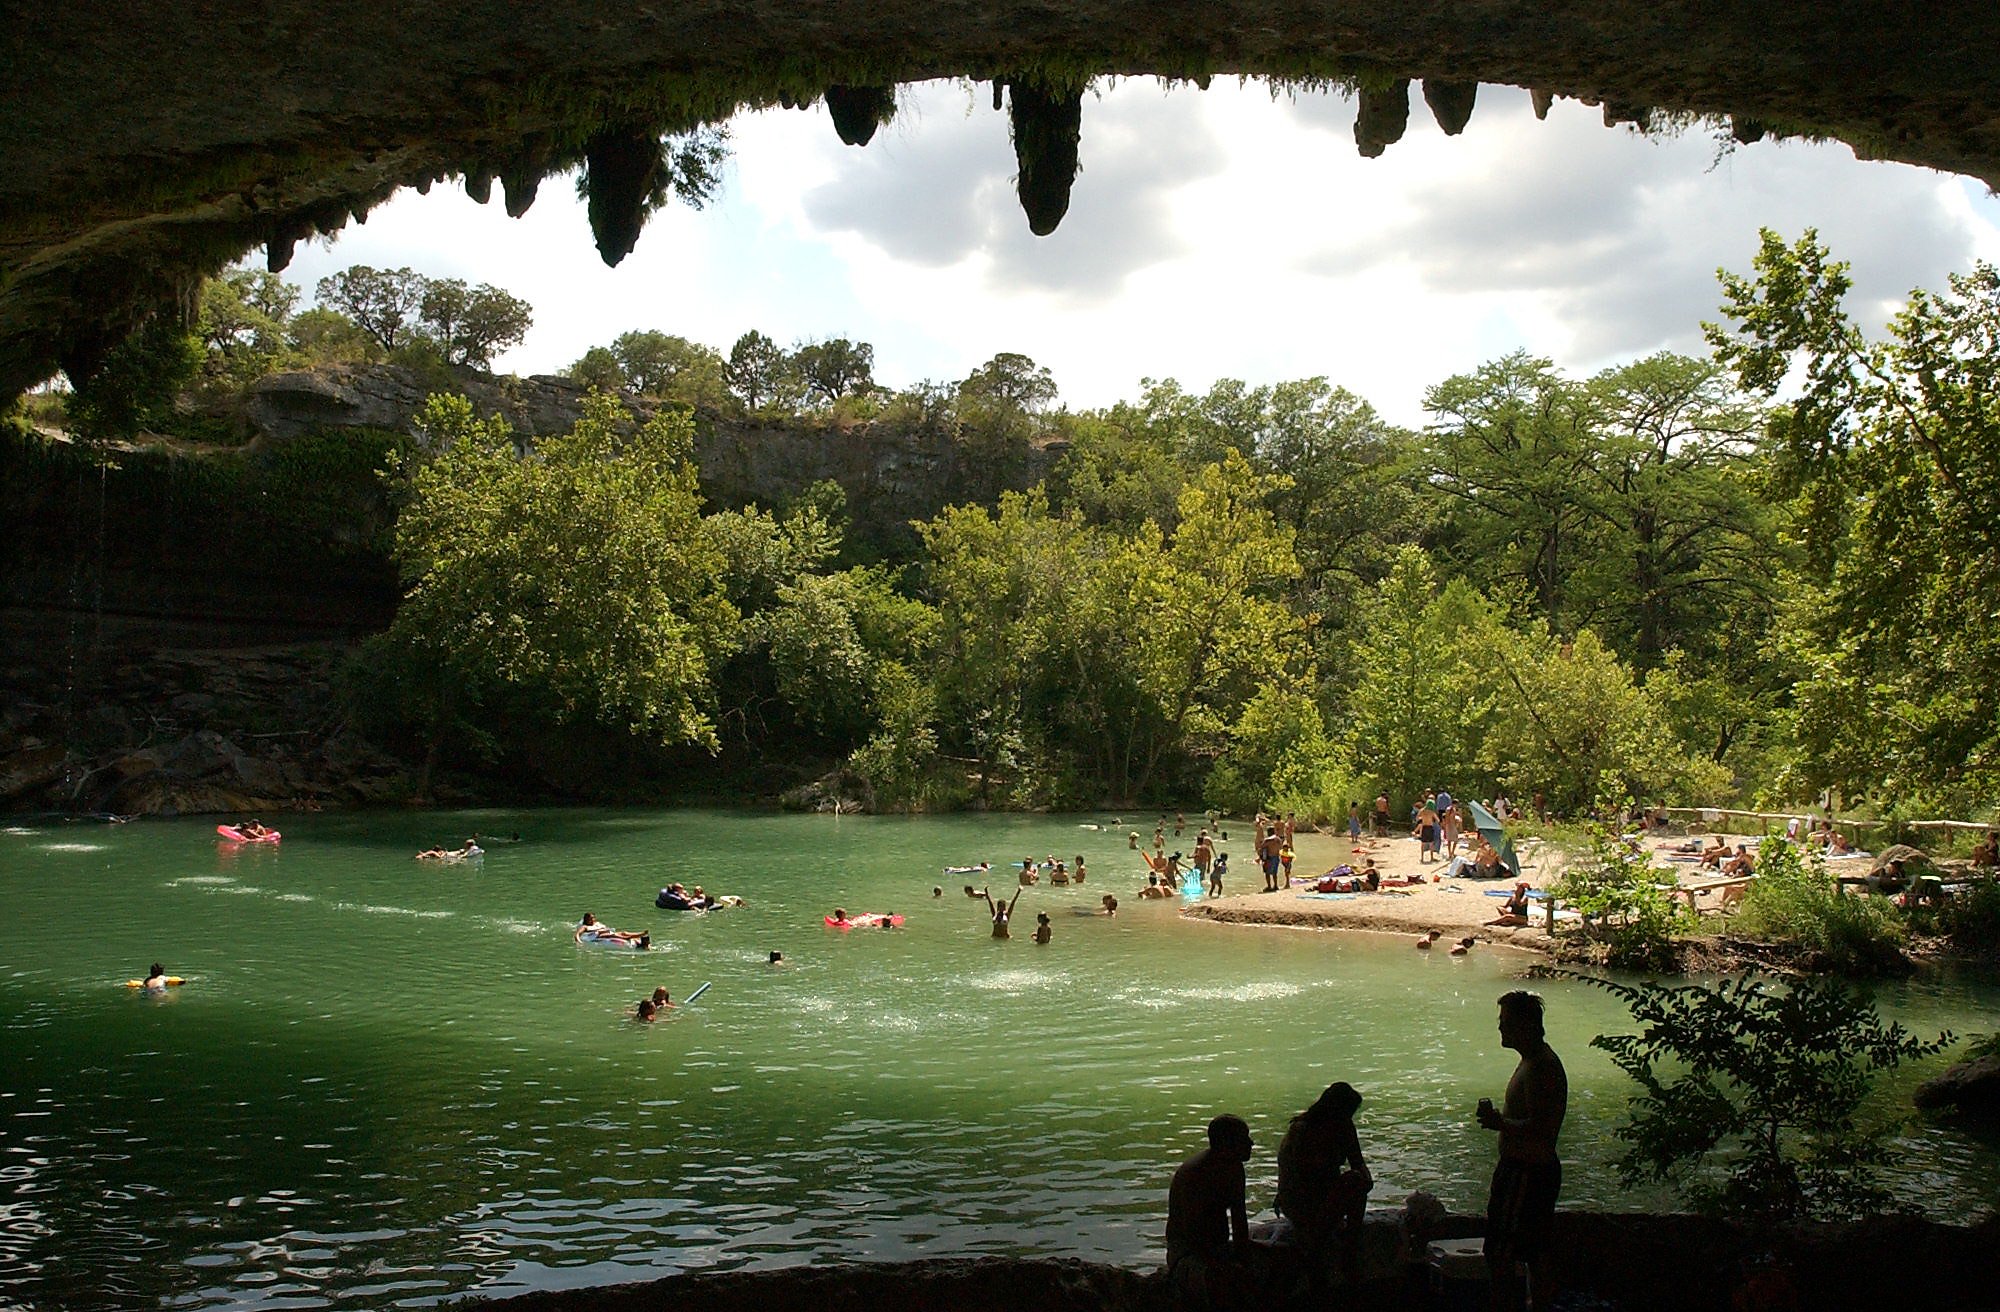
824,85 -> 897,146
1422,79 -> 1478,135
1354,78 -> 1411,158
1006,77 -> 1084,236
582,126 -> 662,267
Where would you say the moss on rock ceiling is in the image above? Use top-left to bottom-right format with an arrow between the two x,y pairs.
4,0 -> 1998,401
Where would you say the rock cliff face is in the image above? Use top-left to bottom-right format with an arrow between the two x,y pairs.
245,365 -> 599,445
243,364 -> 1065,553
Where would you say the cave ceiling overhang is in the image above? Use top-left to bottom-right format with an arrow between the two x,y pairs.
4,0 -> 1998,401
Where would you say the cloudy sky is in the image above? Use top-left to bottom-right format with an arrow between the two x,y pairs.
283,77 -> 2000,427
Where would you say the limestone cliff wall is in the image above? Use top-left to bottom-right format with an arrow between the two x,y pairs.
244,363 -> 1066,553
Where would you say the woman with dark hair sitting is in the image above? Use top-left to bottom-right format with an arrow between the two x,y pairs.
1276,1081 -> 1373,1292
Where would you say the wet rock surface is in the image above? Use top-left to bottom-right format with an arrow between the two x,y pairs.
0,645 -> 410,815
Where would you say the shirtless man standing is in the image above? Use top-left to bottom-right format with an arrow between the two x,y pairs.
1166,1114 -> 1256,1312
1476,990 -> 1568,1312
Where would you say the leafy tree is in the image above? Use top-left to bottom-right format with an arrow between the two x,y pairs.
384,390 -> 735,789
1420,352 -> 1605,629
1478,626 -> 1725,815
608,330 -> 728,408
1570,353 -> 1775,671
566,345 -> 626,393
315,266 -> 426,354
850,662 -> 942,809
1129,376 -> 1260,467
724,330 -> 794,412
917,490 -> 1068,802
65,315 -> 203,439
196,268 -> 299,385
287,306 -> 381,367
1048,406 -> 1190,531
416,277 -> 532,368
1254,378 -> 1424,589
1343,548 -> 1489,808
1577,971 -> 1950,1221
792,337 -> 876,404
1708,230 -> 2000,808
1116,451 -> 1308,798
958,351 -> 1058,414
1205,685 -> 1358,822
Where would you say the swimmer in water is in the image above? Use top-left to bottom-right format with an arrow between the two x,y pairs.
1102,893 -> 1119,916
635,999 -> 657,1022
1033,911 -> 1053,944
143,962 -> 170,991
984,887 -> 1024,939
651,987 -> 675,1010
769,950 -> 785,965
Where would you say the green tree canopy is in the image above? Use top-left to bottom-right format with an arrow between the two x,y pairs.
388,390 -> 736,757
1708,229 -> 2000,807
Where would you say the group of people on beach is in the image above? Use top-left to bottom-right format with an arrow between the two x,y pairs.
1167,990 -> 1568,1312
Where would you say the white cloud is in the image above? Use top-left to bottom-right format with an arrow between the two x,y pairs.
278,78 -> 2000,427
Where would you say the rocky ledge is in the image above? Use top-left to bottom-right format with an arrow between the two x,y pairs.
0,644 -> 409,816
463,1209 -> 2000,1312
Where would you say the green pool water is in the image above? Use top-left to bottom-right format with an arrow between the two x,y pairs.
2,809 -> 1994,1311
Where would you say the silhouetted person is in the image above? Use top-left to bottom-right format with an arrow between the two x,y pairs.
1276,1081 -> 1372,1291
1477,990 -> 1568,1312
1167,1114 -> 1256,1312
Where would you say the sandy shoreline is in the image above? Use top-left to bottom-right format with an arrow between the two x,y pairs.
1171,822 -> 1564,953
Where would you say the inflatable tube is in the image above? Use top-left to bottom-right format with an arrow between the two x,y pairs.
578,931 -> 650,949
656,893 -> 700,910
216,825 -> 280,844
124,977 -> 185,988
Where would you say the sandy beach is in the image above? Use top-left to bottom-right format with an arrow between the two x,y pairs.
1172,822 -> 1565,954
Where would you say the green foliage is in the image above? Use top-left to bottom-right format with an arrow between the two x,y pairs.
315,265 -> 531,367
1550,824 -> 1695,970
287,306 -> 382,368
1204,685 -> 1336,819
66,316 -> 204,439
416,277 -> 534,368
1734,836 -> 1908,974
197,268 -> 299,387
385,391 -> 734,757
792,338 -> 876,404
957,351 -> 1059,414
724,330 -> 795,413
1578,971 -> 1950,1221
849,662 -> 944,810
316,266 -> 426,354
1709,231 -> 2000,808
1933,879 -> 2000,957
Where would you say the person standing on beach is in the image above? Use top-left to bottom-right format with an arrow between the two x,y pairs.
1477,990 -> 1568,1312
1373,794 -> 1391,838
1259,821 -> 1284,892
